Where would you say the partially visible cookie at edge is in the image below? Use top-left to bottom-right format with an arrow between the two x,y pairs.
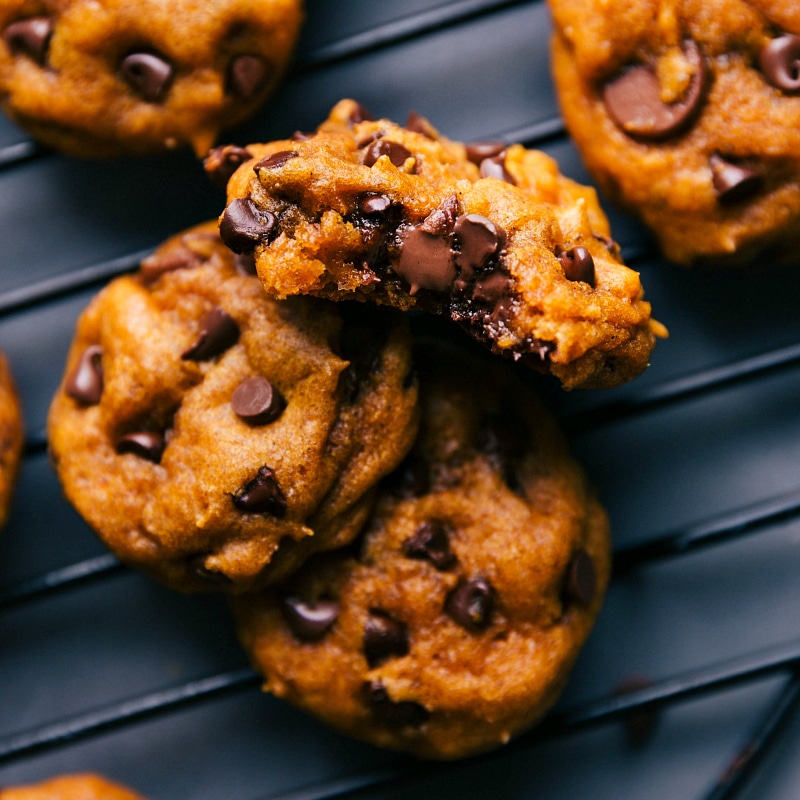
47,221 -> 419,593
232,342 -> 611,759
0,773 -> 148,799
0,349 -> 23,529
216,99 -> 666,391
0,0 -> 303,157
548,0 -> 800,266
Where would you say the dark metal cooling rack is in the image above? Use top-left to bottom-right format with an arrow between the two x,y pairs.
3,1 -> 800,798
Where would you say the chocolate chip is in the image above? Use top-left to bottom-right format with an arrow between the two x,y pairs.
760,34 -> 800,92
479,154 -> 515,184
709,153 -> 763,205
402,521 -> 456,570
445,578 -> 495,632
227,54 -> 273,100
404,110 -> 437,138
603,39 -> 707,140
453,214 -> 506,280
116,431 -> 165,463
254,150 -> 298,171
564,550 -> 597,605
559,246 -> 596,287
359,193 -> 392,216
362,139 -> 412,168
281,596 -> 339,642
471,270 -> 511,304
348,102 -> 375,124
395,225 -> 455,294
364,681 -> 429,728
203,145 -> 253,189
231,376 -> 285,425
219,197 -> 277,254
290,130 -> 314,142
420,194 -> 460,234
139,250 -> 200,283
465,140 -> 505,165
181,307 -> 240,361
65,344 -> 103,405
232,465 -> 286,516
119,52 -> 173,102
363,610 -> 410,667
2,16 -> 53,65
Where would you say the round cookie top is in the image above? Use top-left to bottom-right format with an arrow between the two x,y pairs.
232,342 -> 611,759
548,0 -> 800,265
0,349 -> 23,529
0,774 -> 147,799
216,99 -> 665,391
47,221 -> 419,593
0,0 -> 303,157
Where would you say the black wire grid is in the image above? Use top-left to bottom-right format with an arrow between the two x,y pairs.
3,1 -> 800,798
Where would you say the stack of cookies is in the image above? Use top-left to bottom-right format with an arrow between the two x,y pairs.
46,101 -> 664,759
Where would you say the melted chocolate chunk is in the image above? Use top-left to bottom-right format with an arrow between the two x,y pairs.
445,577 -> 495,632
219,197 -> 277,254
364,681 -> 429,728
472,270 -> 511,304
465,140 -> 506,165
479,154 -> 515,184
363,610 -> 410,668
227,54 -> 273,100
231,376 -> 285,425
2,16 -> 53,65
402,521 -> 456,570
65,344 -> 103,405
254,150 -> 298,171
116,431 -> 165,463
421,194 -> 460,234
709,153 -> 763,204
232,465 -> 287,517
760,34 -> 800,92
404,110 -> 437,138
453,214 -> 506,281
348,102 -> 375,124
359,193 -> 393,216
395,225 -> 455,294
281,596 -> 339,642
203,145 -> 253,189
362,139 -> 412,168
181,307 -> 240,361
603,40 -> 707,140
564,549 -> 597,605
120,52 -> 173,103
559,246 -> 596,287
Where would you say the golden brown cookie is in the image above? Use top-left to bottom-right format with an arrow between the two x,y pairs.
549,0 -> 800,266
47,221 -> 418,593
0,350 -> 23,529
232,342 -> 611,759
0,0 -> 303,157
0,774 -> 147,800
215,99 -> 666,391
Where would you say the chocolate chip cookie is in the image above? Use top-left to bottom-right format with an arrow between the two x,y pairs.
232,342 -> 611,759
549,0 -> 800,265
0,774 -> 147,799
0,0 -> 303,157
47,221 -> 418,593
0,350 -> 23,529
215,99 -> 666,391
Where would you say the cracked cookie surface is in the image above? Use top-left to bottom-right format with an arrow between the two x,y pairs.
232,342 -> 611,759
549,0 -> 800,266
0,0 -> 303,157
47,221 -> 418,593
216,99 -> 665,391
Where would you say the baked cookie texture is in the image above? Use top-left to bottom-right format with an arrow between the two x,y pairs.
216,99 -> 665,392
0,0 -> 303,157
232,343 -> 611,759
549,0 -> 800,266
0,349 -> 23,529
0,774 -> 147,800
47,221 -> 419,593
